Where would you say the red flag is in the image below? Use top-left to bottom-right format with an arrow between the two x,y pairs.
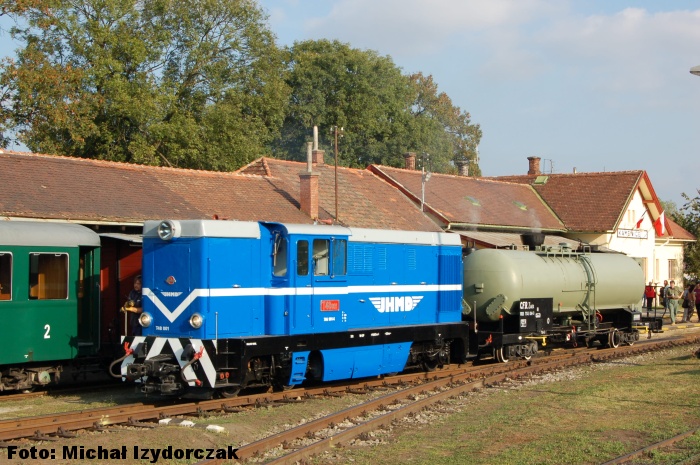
653,211 -> 665,236
635,210 -> 647,228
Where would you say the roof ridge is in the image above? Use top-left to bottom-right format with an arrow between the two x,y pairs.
0,150 -> 253,178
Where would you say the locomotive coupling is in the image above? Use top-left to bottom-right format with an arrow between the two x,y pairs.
126,354 -> 180,381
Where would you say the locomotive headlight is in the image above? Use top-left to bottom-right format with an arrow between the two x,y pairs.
189,313 -> 203,329
139,312 -> 153,328
158,220 -> 181,241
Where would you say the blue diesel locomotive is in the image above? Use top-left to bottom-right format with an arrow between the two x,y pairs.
117,220 -> 466,397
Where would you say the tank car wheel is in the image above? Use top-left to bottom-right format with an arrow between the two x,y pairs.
422,359 -> 439,372
607,329 -> 621,348
495,347 -> 509,363
219,387 -> 241,398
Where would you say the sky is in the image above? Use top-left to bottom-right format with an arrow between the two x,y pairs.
257,0 -> 700,209
1,1 -> 699,208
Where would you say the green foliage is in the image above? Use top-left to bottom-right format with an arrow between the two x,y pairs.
669,190 -> 700,280
275,40 -> 481,174
0,0 -> 289,170
1,8 -> 480,175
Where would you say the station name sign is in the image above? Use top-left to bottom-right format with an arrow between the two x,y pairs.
617,228 -> 648,239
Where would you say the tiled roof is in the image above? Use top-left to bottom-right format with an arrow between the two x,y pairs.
492,171 -> 644,232
239,158 -> 442,232
666,216 -> 696,241
368,165 -> 565,232
0,151 -> 313,224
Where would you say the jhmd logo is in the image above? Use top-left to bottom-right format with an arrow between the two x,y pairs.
370,296 -> 423,313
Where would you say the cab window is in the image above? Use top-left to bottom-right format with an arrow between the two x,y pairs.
333,239 -> 347,276
313,239 -> 347,277
0,253 -> 11,301
273,234 -> 288,277
29,253 -> 68,300
297,240 -> 309,276
313,239 -> 329,276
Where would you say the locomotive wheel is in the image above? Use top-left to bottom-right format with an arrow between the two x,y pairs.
495,347 -> 509,363
219,387 -> 241,398
607,329 -> 621,348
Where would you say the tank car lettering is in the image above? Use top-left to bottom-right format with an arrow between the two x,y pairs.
369,296 -> 423,313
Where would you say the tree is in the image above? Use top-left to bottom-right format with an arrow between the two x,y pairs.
274,40 -> 481,174
407,72 -> 482,175
669,191 -> 700,281
0,0 -> 288,170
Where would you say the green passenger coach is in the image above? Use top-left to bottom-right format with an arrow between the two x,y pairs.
0,221 -> 101,391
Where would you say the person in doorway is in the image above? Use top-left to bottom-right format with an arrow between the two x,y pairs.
121,275 -> 143,336
644,282 -> 656,313
666,280 -> 683,325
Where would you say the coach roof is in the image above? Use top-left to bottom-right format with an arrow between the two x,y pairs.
0,221 -> 100,247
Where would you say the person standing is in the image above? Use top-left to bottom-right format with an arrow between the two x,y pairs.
695,283 -> 700,323
660,280 -> 669,316
686,284 -> 697,322
121,275 -> 143,336
666,280 -> 683,325
644,282 -> 656,313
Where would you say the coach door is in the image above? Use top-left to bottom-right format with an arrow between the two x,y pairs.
77,246 -> 100,354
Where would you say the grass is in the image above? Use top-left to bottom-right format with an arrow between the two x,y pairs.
312,347 -> 700,465
3,347 -> 700,464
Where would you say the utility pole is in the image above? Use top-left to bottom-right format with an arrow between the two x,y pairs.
332,126 -> 344,222
421,153 -> 431,212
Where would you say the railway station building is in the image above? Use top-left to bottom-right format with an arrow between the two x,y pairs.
1,149 -> 696,315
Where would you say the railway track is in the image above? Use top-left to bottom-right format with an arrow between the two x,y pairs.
190,334 -> 699,464
1,332 -> 695,461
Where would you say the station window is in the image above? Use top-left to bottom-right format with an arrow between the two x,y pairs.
297,240 -> 309,276
273,234 -> 288,277
0,253 -> 11,301
29,253 -> 68,300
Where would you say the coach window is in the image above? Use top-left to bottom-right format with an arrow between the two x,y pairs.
273,234 -> 288,277
332,239 -> 347,277
297,240 -> 309,276
0,253 -> 11,300
313,239 -> 330,276
29,253 -> 68,300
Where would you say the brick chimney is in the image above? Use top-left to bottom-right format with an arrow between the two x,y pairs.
299,172 -> 319,219
300,142 -> 319,219
456,160 -> 469,176
404,152 -> 416,170
312,149 -> 325,165
527,156 -> 541,175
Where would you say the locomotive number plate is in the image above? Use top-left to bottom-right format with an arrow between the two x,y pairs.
320,300 -> 340,311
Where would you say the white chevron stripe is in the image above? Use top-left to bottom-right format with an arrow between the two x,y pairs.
120,336 -> 147,378
145,284 -> 462,323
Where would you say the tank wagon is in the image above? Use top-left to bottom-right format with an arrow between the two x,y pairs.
463,245 -> 645,362
0,221 -> 101,391
117,220 -> 466,397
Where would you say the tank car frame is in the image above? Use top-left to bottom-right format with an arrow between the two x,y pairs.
463,245 -> 647,362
